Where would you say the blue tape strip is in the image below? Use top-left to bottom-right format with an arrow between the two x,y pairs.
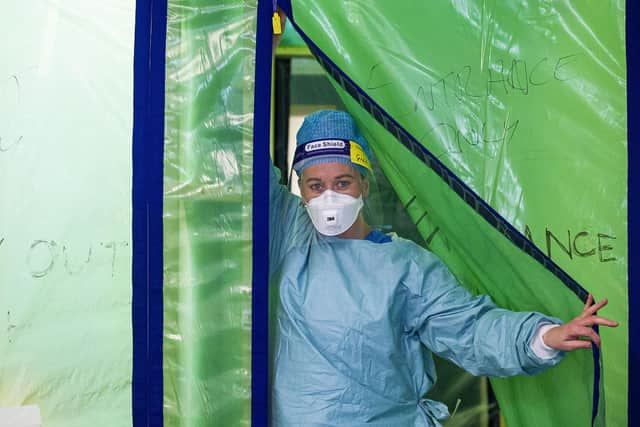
132,0 -> 167,425
591,326 -> 601,426
281,4 -> 603,423
279,0 -> 292,17
252,0 -> 272,425
626,1 -> 638,425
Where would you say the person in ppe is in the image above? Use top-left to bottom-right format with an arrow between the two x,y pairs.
268,110 -> 618,427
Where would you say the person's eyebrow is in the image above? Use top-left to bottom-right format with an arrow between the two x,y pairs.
304,177 -> 322,183
334,174 -> 355,180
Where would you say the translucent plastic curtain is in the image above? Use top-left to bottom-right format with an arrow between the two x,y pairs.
163,1 -> 256,425
0,1 -> 135,426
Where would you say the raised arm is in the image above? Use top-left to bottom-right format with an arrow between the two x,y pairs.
269,163 -> 310,273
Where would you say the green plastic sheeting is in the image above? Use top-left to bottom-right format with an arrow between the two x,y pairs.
0,1 -> 135,426
286,1 -> 627,427
163,1 -> 255,426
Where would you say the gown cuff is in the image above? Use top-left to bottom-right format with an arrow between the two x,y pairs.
530,323 -> 561,359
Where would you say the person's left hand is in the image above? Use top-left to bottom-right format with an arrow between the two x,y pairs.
543,294 -> 618,352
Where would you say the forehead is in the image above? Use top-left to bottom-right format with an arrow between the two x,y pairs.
301,162 -> 360,181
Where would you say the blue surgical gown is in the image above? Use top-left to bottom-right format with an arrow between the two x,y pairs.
269,166 -> 564,426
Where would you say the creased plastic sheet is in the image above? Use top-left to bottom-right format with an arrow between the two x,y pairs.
0,1 -> 135,427
163,1 -> 255,426
285,1 -> 627,427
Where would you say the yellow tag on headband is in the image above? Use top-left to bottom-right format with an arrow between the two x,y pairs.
349,141 -> 372,172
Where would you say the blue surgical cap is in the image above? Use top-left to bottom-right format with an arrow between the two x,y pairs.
293,110 -> 373,177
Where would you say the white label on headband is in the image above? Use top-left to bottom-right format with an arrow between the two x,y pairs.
304,140 -> 346,152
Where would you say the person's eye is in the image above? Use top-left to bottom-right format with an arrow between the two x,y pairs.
336,180 -> 351,190
309,183 -> 322,192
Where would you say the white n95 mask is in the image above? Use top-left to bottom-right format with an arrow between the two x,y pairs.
305,190 -> 364,236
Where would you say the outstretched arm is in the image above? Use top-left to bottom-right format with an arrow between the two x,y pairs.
405,251 -> 567,377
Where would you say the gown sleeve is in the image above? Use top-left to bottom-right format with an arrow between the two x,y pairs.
402,246 -> 565,377
269,164 -> 310,273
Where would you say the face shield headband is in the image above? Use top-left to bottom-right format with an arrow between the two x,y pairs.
292,138 -> 373,177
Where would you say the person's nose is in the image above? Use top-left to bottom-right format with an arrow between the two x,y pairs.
324,189 -> 339,202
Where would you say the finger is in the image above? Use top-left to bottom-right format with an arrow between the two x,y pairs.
583,294 -> 593,311
579,316 -> 619,328
575,327 -> 601,347
583,298 -> 608,316
563,340 -> 593,351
